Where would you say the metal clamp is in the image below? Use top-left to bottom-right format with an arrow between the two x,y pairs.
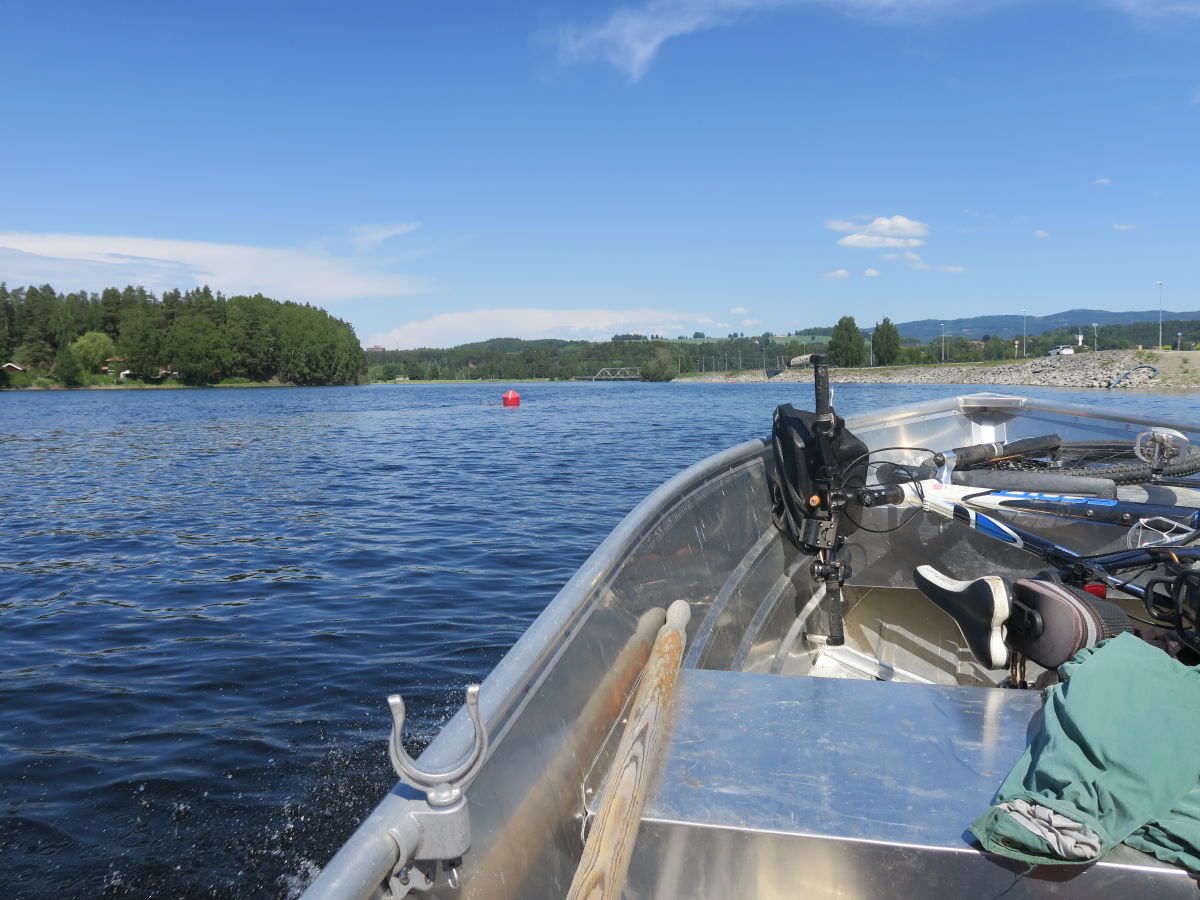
388,684 -> 489,807
386,828 -> 434,898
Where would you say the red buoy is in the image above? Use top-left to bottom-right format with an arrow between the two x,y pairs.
502,389 -> 520,407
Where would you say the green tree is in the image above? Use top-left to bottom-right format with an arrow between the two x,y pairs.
872,318 -> 902,366
641,345 -> 677,382
225,294 -> 279,380
166,313 -> 231,385
827,316 -> 866,367
118,305 -> 164,378
69,331 -> 116,373
53,344 -> 83,386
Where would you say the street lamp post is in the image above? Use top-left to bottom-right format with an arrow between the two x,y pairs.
1020,308 -> 1027,357
940,323 -> 945,363
1158,281 -> 1165,350
868,332 -> 873,367
1092,322 -> 1098,351
1178,332 -> 1184,352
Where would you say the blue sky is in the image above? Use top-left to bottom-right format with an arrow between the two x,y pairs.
1,0 -> 1197,348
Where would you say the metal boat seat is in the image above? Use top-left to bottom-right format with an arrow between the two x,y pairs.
619,669 -> 1190,898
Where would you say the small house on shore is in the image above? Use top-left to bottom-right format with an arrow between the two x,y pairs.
2,362 -> 27,373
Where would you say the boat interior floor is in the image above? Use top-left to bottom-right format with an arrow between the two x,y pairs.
743,585 -> 1042,687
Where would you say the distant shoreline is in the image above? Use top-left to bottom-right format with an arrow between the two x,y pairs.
10,351 -> 1198,393
673,349 -> 1200,393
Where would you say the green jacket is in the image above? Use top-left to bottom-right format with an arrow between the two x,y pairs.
969,632 -> 1200,871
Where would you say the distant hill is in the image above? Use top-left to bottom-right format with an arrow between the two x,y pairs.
892,309 -> 1200,342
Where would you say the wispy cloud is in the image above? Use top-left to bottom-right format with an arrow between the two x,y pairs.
1093,177 -> 1112,187
349,222 -> 421,252
1112,221 -> 1139,230
823,268 -> 850,281
824,218 -> 859,232
0,231 -> 429,303
882,250 -> 966,273
1103,0 -> 1200,19
366,307 -> 719,350
1034,229 -> 1050,239
863,267 -> 881,277
555,1 -> 1186,80
729,305 -> 750,314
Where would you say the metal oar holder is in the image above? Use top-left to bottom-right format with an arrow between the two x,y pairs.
382,684 -> 488,897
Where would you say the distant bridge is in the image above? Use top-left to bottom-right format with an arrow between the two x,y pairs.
588,366 -> 641,381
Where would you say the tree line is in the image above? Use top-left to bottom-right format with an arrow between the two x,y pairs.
1,284 -> 364,387
366,332 -> 842,382
367,314 -> 1196,382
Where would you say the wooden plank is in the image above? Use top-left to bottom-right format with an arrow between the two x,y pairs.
566,599 -> 691,900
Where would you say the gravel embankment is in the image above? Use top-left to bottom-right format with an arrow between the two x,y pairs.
676,350 -> 1181,390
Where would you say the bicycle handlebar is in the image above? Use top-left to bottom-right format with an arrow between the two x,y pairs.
930,434 -> 1062,469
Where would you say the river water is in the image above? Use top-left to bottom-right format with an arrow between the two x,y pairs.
2,381 -> 1197,898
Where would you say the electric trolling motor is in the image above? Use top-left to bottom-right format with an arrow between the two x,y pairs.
770,354 -> 868,646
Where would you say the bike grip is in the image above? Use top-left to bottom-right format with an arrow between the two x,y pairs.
811,353 -> 832,421
951,434 -> 1061,468
857,484 -> 906,507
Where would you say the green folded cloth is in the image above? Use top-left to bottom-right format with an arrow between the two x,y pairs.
969,632 -> 1200,871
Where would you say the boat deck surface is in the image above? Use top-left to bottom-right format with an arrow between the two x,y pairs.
616,668 -> 1191,898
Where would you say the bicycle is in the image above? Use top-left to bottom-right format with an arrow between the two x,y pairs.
771,353 -> 1200,675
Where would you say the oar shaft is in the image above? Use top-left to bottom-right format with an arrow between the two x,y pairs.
566,599 -> 691,900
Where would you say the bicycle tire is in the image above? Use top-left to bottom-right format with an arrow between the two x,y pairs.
981,439 -> 1200,485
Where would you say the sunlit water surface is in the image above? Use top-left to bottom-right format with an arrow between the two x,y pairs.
3,381 -> 1197,897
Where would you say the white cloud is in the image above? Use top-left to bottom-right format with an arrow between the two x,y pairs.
829,214 -> 930,250
1112,221 -> 1139,230
1034,229 -> 1050,239
861,215 -> 929,237
729,305 -> 750,314
823,268 -> 850,281
882,250 -> 965,273
0,231 -> 428,303
366,307 -> 718,350
1093,177 -> 1112,187
863,267 -> 881,277
349,222 -> 421,252
741,318 -> 762,326
827,214 -> 929,239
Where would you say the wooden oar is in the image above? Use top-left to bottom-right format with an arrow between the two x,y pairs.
566,599 -> 691,900
464,606 -> 667,899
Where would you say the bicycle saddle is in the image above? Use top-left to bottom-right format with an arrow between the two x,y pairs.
913,566 -> 1011,669
913,566 -> 1132,671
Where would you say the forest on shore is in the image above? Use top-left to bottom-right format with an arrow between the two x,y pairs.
1,284 -> 364,388
366,314 -> 1199,382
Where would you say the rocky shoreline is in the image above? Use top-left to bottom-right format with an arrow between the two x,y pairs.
676,349 -> 1200,392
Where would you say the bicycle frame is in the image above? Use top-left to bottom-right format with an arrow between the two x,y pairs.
891,479 -> 1200,601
